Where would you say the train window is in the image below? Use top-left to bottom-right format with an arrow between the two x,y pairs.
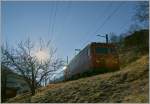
88,48 -> 90,57
109,48 -> 117,54
95,47 -> 108,54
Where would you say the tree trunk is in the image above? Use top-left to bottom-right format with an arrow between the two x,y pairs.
31,86 -> 35,95
31,65 -> 36,95
2,71 -> 7,102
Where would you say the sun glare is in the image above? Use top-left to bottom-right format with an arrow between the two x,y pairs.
63,66 -> 67,70
35,50 -> 49,62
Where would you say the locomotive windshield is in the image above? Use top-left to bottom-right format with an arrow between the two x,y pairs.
109,48 -> 117,54
95,47 -> 116,54
95,47 -> 108,54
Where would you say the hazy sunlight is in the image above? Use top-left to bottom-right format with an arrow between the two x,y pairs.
35,50 -> 49,62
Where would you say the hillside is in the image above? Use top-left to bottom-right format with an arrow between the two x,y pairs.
118,29 -> 149,68
7,54 -> 149,103
1,65 -> 30,102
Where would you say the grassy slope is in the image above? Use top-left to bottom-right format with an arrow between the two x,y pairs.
7,54 -> 149,103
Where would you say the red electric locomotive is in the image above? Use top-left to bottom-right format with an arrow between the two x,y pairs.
64,42 -> 120,80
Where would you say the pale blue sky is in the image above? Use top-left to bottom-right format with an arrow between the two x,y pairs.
2,1 -> 138,62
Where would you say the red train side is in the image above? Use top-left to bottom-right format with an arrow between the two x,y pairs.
64,42 -> 120,80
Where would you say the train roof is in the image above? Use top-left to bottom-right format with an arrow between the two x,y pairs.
88,42 -> 116,47
67,42 -> 116,67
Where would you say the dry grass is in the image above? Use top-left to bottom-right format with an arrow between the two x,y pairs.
7,54 -> 149,103
36,83 -> 64,93
7,92 -> 31,103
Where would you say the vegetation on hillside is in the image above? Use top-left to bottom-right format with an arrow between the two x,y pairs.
119,29 -> 148,68
7,54 -> 149,103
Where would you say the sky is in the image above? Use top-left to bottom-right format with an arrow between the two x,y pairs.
2,1 -> 139,65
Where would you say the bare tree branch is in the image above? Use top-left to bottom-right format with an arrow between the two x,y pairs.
1,38 -> 64,95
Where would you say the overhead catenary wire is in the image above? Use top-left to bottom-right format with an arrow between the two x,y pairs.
115,3 -> 133,35
50,1 -> 58,43
93,2 -> 124,35
61,1 -> 72,31
80,2 -> 113,43
119,20 -> 132,34
47,3 -> 54,38
81,2 -> 124,48
47,1 -> 58,45
52,1 -> 72,46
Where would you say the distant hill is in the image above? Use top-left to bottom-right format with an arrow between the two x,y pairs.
7,54 -> 149,103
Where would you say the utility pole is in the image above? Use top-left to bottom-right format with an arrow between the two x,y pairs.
67,56 -> 68,65
65,56 -> 69,81
96,34 -> 109,44
54,76 -> 55,83
106,34 -> 108,44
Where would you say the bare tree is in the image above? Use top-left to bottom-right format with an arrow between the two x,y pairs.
134,1 -> 149,29
135,1 -> 149,23
127,24 -> 141,35
1,38 -> 64,95
1,65 -> 9,102
109,32 -> 119,44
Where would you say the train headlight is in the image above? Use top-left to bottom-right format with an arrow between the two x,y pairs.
96,60 -> 100,63
113,59 -> 118,64
63,66 -> 67,70
96,58 -> 104,63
